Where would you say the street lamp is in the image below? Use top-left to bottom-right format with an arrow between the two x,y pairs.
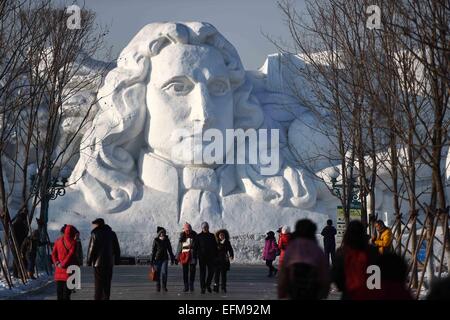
330,175 -> 361,207
29,173 -> 68,275
30,174 -> 68,201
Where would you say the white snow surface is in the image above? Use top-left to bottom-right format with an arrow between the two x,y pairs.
0,273 -> 52,299
47,186 -> 329,263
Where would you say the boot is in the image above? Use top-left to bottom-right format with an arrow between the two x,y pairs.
189,282 -> 194,292
183,283 -> 189,292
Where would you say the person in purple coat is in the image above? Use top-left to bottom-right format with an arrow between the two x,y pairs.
263,231 -> 279,277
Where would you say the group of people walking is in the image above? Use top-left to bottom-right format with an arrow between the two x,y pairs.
266,217 -> 415,300
11,210 -> 450,300
151,221 -> 234,294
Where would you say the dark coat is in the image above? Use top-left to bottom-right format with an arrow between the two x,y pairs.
76,240 -> 83,266
151,232 -> 175,262
215,229 -> 234,270
12,216 -> 29,246
87,224 -> 121,267
196,231 -> 218,262
321,225 -> 337,250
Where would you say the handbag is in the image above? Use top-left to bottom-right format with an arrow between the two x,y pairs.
179,251 -> 191,265
148,265 -> 158,281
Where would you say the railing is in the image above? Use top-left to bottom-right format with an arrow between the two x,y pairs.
389,207 -> 449,299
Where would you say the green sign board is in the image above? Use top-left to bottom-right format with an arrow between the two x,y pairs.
336,205 -> 362,247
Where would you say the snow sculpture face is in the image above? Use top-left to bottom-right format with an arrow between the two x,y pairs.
147,44 -> 233,164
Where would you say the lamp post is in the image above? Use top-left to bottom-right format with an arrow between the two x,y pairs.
330,176 -> 361,208
29,172 -> 67,274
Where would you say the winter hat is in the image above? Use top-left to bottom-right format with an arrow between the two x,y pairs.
201,221 -> 209,230
266,231 -> 275,238
281,226 -> 290,234
92,218 -> 105,226
183,222 -> 192,232
157,226 -> 166,236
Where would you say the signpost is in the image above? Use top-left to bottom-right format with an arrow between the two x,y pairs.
336,205 -> 362,247
331,175 -> 362,247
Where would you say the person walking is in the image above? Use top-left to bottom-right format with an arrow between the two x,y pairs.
278,219 -> 330,300
51,224 -> 79,300
176,222 -> 198,292
196,221 -> 217,294
263,231 -> 278,277
74,230 -> 83,266
12,209 -> 29,278
213,229 -> 234,293
277,226 -> 291,269
151,226 -> 176,292
321,219 -> 337,267
20,229 -> 47,279
371,220 -> 393,255
331,220 -> 379,300
87,218 -> 121,300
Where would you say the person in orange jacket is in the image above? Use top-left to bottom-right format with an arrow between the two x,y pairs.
371,220 -> 393,254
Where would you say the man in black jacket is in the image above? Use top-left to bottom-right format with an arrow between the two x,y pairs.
87,218 -> 121,300
195,221 -> 218,294
320,219 -> 337,268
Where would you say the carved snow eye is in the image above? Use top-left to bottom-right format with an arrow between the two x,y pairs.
208,79 -> 230,96
162,77 -> 194,96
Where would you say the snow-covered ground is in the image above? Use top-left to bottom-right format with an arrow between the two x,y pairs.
0,273 -> 52,299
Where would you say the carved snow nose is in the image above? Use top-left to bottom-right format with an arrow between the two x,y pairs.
189,83 -> 212,128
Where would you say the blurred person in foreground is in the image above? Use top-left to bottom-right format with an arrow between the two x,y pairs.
278,219 -> 330,300
332,220 -> 381,300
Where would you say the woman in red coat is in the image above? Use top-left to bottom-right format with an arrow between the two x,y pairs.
278,226 -> 291,268
51,224 -> 78,300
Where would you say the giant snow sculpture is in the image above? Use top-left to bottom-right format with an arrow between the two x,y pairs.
47,22 -> 345,256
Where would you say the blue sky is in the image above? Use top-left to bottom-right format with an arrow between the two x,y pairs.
61,0 -> 306,70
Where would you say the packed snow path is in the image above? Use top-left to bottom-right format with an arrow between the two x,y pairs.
13,265 -> 341,300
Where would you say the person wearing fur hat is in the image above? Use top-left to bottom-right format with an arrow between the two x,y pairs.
213,229 -> 234,293
278,226 -> 292,269
176,222 -> 198,292
151,226 -> 176,292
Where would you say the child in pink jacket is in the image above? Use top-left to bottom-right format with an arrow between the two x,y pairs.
263,231 -> 279,277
